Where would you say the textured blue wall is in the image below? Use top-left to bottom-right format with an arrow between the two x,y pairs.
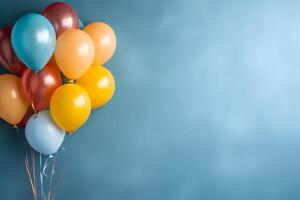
0,0 -> 300,199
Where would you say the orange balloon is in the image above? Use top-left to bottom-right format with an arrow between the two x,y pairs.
84,22 -> 116,65
0,74 -> 29,125
55,29 -> 95,80
77,65 -> 115,109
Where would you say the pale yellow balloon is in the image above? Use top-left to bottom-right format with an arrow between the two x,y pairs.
84,22 -> 116,65
55,29 -> 95,80
50,83 -> 91,133
0,74 -> 29,125
77,65 -> 115,109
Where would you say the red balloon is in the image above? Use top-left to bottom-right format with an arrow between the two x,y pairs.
43,2 -> 79,36
21,63 -> 62,112
19,107 -> 34,127
0,26 -> 26,76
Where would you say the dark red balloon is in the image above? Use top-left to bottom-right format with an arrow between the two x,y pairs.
21,63 -> 62,112
19,107 -> 34,127
43,2 -> 79,36
0,26 -> 26,76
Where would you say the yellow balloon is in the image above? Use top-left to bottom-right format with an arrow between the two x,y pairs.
77,65 -> 115,109
55,29 -> 95,80
0,74 -> 29,125
50,83 -> 91,133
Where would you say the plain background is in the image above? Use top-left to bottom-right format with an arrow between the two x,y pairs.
1,0 -> 300,199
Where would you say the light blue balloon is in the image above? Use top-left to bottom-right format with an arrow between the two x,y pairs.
25,111 -> 65,155
79,18 -> 85,29
11,13 -> 56,72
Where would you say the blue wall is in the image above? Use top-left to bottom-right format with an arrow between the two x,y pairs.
1,0 -> 300,199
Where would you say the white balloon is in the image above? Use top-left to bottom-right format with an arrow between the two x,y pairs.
25,110 -> 65,155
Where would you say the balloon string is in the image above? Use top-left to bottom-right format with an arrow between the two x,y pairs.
32,150 -> 36,194
42,155 -> 53,177
47,157 -> 56,200
25,152 -> 37,200
40,154 -> 56,200
40,153 -> 46,200
51,149 -> 66,200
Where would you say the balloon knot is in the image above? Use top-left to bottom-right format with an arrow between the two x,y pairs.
13,124 -> 17,129
31,102 -> 36,113
69,79 -> 74,83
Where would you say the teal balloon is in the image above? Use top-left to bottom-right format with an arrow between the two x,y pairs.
25,110 -> 65,155
11,13 -> 56,72
79,18 -> 85,29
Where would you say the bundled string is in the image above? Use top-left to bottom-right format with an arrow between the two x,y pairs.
25,151 -> 57,200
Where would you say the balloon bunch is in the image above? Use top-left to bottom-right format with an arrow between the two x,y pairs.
0,2 -> 116,155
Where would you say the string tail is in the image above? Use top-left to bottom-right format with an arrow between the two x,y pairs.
24,153 -> 37,200
32,150 -> 36,196
40,153 -> 45,200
